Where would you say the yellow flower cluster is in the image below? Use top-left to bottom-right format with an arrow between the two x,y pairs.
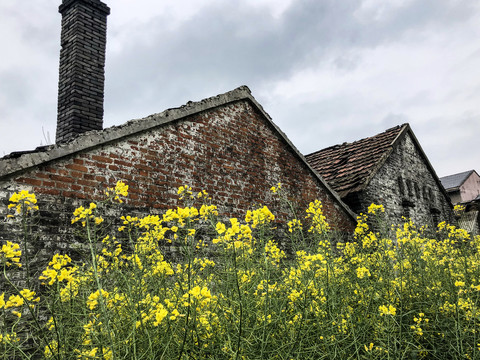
245,206 -> 275,229
437,221 -> 470,242
118,215 -> 139,232
7,189 -> 38,216
105,180 -> 129,203
264,239 -> 285,266
367,203 -> 385,215
287,218 -> 302,233
305,200 -> 330,235
86,289 -> 109,310
1,289 -> 40,318
0,241 -> 22,267
454,204 -> 466,216
39,254 -> 77,286
0,332 -> 19,345
411,312 -> 429,336
177,185 -> 193,200
199,204 -> 218,220
379,304 -> 397,316
356,266 -> 371,279
213,218 -> 254,253
270,182 -> 282,194
3,185 -> 480,359
71,202 -> 103,227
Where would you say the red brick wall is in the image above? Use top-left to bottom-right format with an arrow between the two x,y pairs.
0,99 -> 354,262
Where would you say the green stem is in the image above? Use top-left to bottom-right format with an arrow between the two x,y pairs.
178,227 -> 194,360
85,217 -> 114,358
21,210 -> 30,289
3,265 -> 61,360
233,246 -> 243,360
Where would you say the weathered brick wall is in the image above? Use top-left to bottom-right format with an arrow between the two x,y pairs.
356,132 -> 454,228
0,98 -> 355,276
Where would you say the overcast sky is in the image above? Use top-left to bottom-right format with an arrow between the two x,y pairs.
1,0 -> 479,177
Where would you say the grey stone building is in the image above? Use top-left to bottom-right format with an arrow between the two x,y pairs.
305,124 -> 455,229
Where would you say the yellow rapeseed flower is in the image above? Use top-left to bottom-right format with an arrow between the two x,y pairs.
0,332 -> 20,344
0,241 -> 22,267
6,294 -> 24,309
20,288 -> 40,303
71,203 -> 98,226
105,180 -> 129,202
215,222 -> 226,235
379,304 -> 396,316
364,343 -> 374,352
87,289 -> 109,310
288,219 -> 302,233
0,293 -> 5,309
306,200 -> 330,234
270,182 -> 282,193
8,190 -> 39,215
367,203 -> 385,215
177,185 -> 193,199
356,266 -> 371,279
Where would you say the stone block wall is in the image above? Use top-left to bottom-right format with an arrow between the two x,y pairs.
355,132 -> 454,228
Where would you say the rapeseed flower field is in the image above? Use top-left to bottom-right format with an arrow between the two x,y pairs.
1,182 -> 480,359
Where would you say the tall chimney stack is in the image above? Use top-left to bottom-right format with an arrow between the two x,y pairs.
56,0 -> 110,143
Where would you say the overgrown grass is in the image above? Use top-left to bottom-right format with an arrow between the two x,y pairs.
1,183 -> 480,359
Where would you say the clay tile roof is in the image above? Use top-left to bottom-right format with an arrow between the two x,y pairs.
439,170 -> 475,191
305,124 -> 407,198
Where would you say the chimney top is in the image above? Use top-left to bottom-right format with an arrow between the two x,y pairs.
59,0 -> 110,15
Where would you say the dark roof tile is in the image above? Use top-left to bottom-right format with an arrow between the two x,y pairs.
439,170 -> 475,190
305,124 -> 406,197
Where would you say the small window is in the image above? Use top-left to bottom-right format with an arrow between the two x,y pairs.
398,176 -> 405,196
430,208 -> 440,227
413,182 -> 419,199
402,199 -> 415,219
422,186 -> 431,201
407,180 -> 414,197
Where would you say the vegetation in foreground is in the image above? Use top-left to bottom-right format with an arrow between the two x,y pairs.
1,183 -> 480,359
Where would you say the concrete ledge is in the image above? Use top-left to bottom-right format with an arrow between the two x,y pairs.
0,86 -> 255,178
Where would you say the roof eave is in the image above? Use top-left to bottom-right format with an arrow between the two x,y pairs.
0,86 -> 254,179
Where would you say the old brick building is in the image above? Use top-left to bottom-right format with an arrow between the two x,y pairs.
305,124 -> 454,229
0,0 -> 356,267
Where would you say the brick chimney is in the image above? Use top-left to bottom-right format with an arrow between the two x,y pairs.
56,0 -> 110,143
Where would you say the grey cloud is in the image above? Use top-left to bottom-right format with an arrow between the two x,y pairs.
3,2 -> 59,51
412,112 -> 480,176
2,0 -> 479,175
105,0 -> 479,119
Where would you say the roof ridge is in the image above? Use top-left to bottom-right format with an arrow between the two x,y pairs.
305,123 -> 408,197
440,169 -> 476,190
0,86 -> 254,175
305,123 -> 407,157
